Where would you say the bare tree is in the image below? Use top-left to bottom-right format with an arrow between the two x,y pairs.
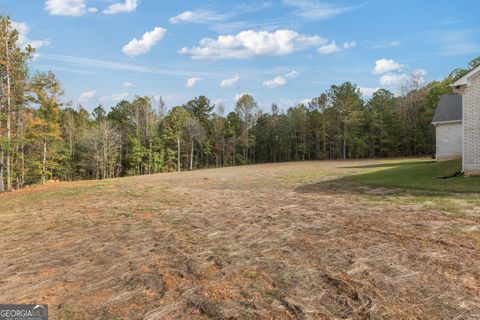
212,104 -> 226,167
3,20 -> 12,190
85,120 -> 121,179
144,96 -> 165,174
63,105 -> 76,180
235,94 -> 258,161
397,70 -> 426,156
183,117 -> 206,170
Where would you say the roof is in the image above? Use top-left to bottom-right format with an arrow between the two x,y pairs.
432,94 -> 462,124
453,65 -> 480,87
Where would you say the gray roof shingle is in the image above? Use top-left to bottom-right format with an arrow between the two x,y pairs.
432,94 -> 462,123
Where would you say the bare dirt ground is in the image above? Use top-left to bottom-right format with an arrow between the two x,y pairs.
0,160 -> 479,319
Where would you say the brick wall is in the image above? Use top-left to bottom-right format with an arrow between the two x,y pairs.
463,72 -> 480,176
435,122 -> 463,161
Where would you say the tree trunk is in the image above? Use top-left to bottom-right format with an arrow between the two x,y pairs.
323,118 -> 326,158
295,132 -> 298,160
146,110 -> 152,174
190,138 -> 194,171
42,138 -> 47,183
302,133 -> 306,161
233,136 -> 236,166
0,151 -> 4,192
4,22 -> 12,190
16,110 -> 24,186
69,113 -> 74,180
103,135 -> 107,180
342,118 -> 348,160
244,128 -> 248,161
177,136 -> 181,172
148,139 -> 152,174
273,136 -> 277,163
20,139 -> 25,187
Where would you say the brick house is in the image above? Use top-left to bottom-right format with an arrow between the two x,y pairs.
432,65 -> 480,176
432,94 -> 463,161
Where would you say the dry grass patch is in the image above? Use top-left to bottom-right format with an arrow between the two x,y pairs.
0,159 -> 479,319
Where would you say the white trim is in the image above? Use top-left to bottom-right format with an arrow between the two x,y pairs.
453,65 -> 480,87
431,119 -> 462,125
461,91 -> 465,172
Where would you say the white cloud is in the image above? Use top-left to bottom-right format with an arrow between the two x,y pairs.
103,0 -> 138,14
101,92 -> 129,102
169,11 -> 194,24
369,40 -> 401,50
44,0 -> 87,16
359,87 -> 380,97
179,29 -> 327,60
11,21 -> 49,50
343,41 -> 356,49
285,70 -> 299,79
390,41 -> 400,47
185,77 -> 201,88
263,70 -> 299,88
210,20 -> 283,34
88,7 -> 98,13
78,90 -> 96,102
298,98 -> 312,106
169,10 -> 229,24
318,41 -> 341,54
220,75 -> 240,88
283,0 -> 358,20
263,76 -> 287,88
379,73 -> 409,86
379,69 -> 427,88
318,40 -> 356,55
123,81 -> 135,88
122,27 -> 167,57
373,58 -> 404,74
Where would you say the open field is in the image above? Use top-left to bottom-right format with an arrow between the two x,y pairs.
1,159 -> 479,319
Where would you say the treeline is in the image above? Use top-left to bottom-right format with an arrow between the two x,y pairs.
1,16 -> 479,191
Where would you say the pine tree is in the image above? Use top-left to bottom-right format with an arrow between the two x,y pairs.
29,72 -> 63,183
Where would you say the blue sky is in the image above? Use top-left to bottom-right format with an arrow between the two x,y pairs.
1,0 -> 479,112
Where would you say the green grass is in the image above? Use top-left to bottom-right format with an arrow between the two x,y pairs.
351,159 -> 480,193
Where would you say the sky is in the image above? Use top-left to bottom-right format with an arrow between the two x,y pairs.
1,0 -> 479,113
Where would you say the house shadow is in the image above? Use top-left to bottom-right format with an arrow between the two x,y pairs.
339,160 -> 435,170
294,159 -> 476,197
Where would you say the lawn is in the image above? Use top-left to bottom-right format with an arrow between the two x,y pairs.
350,158 -> 480,193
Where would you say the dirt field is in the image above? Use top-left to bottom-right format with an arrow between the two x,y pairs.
0,160 -> 479,319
